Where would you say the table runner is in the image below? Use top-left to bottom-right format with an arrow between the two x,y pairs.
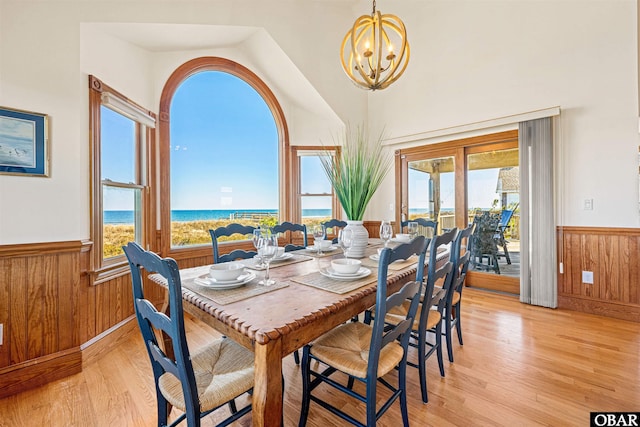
148,265 -> 288,305
239,253 -> 313,270
290,271 -> 378,294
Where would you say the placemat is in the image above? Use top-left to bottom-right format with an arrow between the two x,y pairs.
148,265 -> 288,305
240,253 -> 313,271
360,254 -> 419,271
290,271 -> 377,294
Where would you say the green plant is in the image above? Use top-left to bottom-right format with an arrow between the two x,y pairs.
320,125 -> 392,221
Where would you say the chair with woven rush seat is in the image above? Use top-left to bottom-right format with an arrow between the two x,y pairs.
272,221 -> 308,252
322,218 -> 347,243
209,223 -> 257,264
123,242 -> 254,427
384,227 -> 456,404
298,236 -> 428,427
443,224 -> 473,363
401,217 -> 438,238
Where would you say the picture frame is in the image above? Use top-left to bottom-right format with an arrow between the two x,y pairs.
0,106 -> 49,177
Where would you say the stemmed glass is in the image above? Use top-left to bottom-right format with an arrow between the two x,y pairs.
312,224 -> 326,255
379,220 -> 393,248
337,228 -> 353,259
252,229 -> 265,268
407,221 -> 419,239
257,234 -> 278,286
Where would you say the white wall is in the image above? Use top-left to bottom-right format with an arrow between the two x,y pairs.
0,0 -> 364,244
366,0 -> 639,227
0,0 -> 638,245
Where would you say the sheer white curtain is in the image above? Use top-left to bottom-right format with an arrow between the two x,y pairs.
519,117 -> 557,308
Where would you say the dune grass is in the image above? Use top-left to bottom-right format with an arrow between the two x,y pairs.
103,216 -> 331,258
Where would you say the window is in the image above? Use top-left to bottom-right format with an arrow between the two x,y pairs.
159,57 -> 290,255
89,76 -> 155,283
292,147 -> 340,228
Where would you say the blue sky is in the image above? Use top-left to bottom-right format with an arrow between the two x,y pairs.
170,71 -> 279,210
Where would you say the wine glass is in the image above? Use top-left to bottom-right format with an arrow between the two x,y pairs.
252,229 -> 266,268
379,220 -> 393,248
337,228 -> 353,258
257,234 -> 278,286
407,221 -> 419,239
312,224 -> 326,255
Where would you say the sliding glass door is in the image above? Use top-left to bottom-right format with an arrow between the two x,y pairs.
397,131 -> 520,294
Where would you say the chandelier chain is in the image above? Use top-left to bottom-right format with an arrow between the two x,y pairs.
372,0 -> 376,15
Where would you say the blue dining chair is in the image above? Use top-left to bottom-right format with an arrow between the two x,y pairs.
401,217 -> 438,238
443,224 -> 473,363
272,221 -> 308,252
209,223 -> 257,264
322,218 -> 347,243
298,236 -> 428,427
385,227 -> 457,403
122,242 -> 254,427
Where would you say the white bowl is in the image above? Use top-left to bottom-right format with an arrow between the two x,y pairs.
395,233 -> 412,242
209,263 -> 245,281
315,239 -> 333,250
331,258 -> 362,275
275,247 -> 285,258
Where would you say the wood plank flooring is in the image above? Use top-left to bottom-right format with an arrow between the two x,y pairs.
1,288 -> 638,427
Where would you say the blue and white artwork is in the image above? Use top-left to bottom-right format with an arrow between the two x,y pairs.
0,116 -> 36,168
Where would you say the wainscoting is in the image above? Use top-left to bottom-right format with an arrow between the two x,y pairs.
1,224 -> 638,397
558,226 -> 640,322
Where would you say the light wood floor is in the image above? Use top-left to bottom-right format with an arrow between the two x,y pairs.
1,288 -> 639,427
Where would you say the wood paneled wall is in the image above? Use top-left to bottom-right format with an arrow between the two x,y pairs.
0,240 -> 165,397
558,226 -> 640,322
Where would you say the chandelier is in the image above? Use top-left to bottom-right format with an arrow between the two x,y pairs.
340,0 -> 410,91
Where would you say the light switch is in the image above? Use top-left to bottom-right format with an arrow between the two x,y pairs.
582,271 -> 594,284
584,199 -> 593,210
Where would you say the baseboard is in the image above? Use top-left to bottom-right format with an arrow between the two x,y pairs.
0,316 -> 138,399
558,294 -> 640,323
0,348 -> 82,399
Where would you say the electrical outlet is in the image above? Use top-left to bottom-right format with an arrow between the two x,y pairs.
582,271 -> 594,284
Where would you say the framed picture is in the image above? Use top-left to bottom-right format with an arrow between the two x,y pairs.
0,106 -> 49,177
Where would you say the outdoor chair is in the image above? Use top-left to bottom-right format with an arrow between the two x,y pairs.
272,221 -> 308,252
209,223 -> 257,264
494,209 -> 514,264
298,236 -> 428,427
122,242 -> 254,427
401,217 -> 438,238
470,211 -> 501,274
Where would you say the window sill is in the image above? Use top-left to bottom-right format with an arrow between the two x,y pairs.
89,259 -> 131,285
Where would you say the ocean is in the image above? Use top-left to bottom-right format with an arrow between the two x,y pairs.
104,209 -> 330,224
104,208 -> 439,225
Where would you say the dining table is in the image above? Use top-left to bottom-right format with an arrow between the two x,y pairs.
149,239 -> 450,427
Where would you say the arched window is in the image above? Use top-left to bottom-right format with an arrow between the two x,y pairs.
159,57 -> 290,255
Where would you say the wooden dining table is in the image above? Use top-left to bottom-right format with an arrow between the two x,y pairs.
151,239 -> 449,427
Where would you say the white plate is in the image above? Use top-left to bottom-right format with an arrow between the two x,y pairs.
269,252 -> 293,262
391,237 -> 411,243
195,272 -> 255,289
369,254 -> 380,261
306,245 -> 338,252
319,267 -> 371,281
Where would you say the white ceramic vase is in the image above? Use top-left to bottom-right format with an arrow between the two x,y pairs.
345,220 -> 369,258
